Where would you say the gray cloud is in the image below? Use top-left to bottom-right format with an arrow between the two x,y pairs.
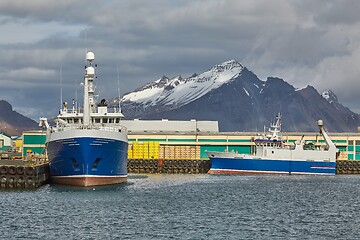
0,0 -> 360,119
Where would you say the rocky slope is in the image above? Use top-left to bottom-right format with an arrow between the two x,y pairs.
0,100 -> 39,136
113,60 -> 360,132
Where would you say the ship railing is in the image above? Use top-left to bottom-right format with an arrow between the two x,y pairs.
50,124 -> 127,133
60,108 -> 84,114
97,126 -> 128,132
107,107 -> 122,113
60,107 -> 122,114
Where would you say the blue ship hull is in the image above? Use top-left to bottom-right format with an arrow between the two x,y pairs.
47,136 -> 128,186
209,157 -> 336,175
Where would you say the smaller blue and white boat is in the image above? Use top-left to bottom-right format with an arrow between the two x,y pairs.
207,114 -> 337,175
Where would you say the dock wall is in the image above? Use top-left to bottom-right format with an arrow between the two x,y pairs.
0,163 -> 49,189
128,159 -> 211,174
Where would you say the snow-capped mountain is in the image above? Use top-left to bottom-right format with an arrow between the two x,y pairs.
113,61 -> 360,132
119,60 -> 244,116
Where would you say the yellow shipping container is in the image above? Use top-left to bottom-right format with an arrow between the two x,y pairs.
133,153 -> 143,158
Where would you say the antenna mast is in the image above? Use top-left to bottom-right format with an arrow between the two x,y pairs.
83,51 -> 95,126
85,31 -> 88,56
75,78 -> 78,110
117,67 -> 121,112
60,67 -> 63,110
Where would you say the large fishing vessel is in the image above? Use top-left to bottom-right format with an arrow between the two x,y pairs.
207,114 -> 337,175
39,52 -> 128,186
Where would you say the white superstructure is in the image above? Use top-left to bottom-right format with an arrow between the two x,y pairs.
40,52 -> 127,134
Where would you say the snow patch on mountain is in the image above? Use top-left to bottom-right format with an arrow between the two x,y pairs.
322,90 -> 338,103
243,88 -> 250,96
295,85 -> 310,92
121,60 -> 244,108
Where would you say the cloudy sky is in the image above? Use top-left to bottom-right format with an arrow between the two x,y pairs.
1,0 -> 360,120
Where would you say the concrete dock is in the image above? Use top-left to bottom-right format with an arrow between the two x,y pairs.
128,159 -> 211,174
0,154 -> 49,189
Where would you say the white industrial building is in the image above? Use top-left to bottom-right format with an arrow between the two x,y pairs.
0,131 -> 12,151
121,119 -> 219,133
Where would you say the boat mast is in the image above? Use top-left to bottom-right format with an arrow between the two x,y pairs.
83,52 -> 95,126
117,66 -> 122,113
268,113 -> 281,141
60,67 -> 63,111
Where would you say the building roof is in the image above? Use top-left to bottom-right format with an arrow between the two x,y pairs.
121,119 -> 219,133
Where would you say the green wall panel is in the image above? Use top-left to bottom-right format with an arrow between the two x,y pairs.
228,139 -> 252,143
336,146 -> 347,151
228,146 -> 251,154
332,140 -> 348,143
23,135 -> 46,145
198,139 -> 227,143
200,146 -> 226,159
130,139 -> 167,142
168,139 -> 196,142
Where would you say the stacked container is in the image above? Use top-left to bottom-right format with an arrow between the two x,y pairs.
148,142 -> 160,159
128,142 -> 160,159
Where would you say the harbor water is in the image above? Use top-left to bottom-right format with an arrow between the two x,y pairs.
1,174 -> 360,239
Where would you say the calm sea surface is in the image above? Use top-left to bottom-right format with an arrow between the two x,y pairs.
1,174 -> 360,239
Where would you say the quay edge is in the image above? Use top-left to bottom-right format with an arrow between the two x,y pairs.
0,154 -> 49,189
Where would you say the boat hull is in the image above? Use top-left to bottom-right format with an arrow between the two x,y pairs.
46,129 -> 128,187
208,157 -> 336,175
51,175 -> 127,187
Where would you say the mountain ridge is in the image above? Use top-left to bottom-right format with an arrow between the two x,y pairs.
0,100 -> 39,136
115,60 -> 360,132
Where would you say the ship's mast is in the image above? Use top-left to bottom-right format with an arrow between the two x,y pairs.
83,52 -> 95,126
267,113 -> 282,141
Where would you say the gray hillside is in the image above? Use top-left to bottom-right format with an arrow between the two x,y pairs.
119,66 -> 360,132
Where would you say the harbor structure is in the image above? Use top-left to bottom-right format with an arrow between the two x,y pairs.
0,160 -> 49,189
21,122 -> 360,162
10,122 -> 360,178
